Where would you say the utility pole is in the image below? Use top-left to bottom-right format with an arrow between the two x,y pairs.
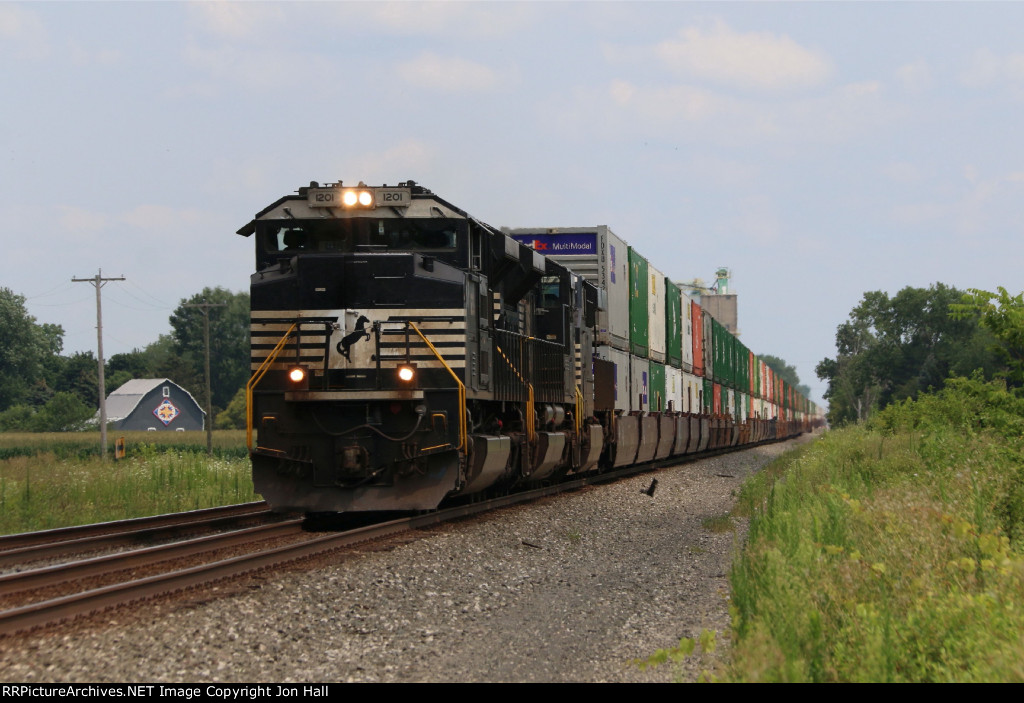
183,301 -> 227,455
72,269 -> 125,460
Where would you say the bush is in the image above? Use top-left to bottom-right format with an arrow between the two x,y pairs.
726,378 -> 1024,682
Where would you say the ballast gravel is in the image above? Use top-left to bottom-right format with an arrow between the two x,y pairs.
0,438 -> 810,683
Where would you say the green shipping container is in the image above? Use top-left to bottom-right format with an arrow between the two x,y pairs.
665,279 -> 682,368
649,362 -> 666,412
628,247 -> 649,358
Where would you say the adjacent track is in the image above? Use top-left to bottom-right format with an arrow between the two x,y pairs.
0,502 -> 274,569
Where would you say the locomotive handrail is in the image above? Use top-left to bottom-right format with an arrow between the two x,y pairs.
527,383 -> 535,442
574,385 -> 583,435
495,341 -> 536,442
246,322 -> 298,450
407,321 -> 466,452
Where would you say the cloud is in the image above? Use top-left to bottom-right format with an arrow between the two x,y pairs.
186,1 -> 285,40
351,2 -> 534,38
0,4 -> 48,60
187,2 -> 535,40
59,206 -> 109,233
180,42 -> 309,92
546,77 -> 892,147
607,79 -> 724,123
895,60 -> 931,93
959,48 -> 1024,88
345,139 -> 439,183
57,203 -> 214,236
883,162 -> 924,184
397,52 -> 501,92
653,20 -> 832,92
69,43 -> 122,66
890,168 -> 1024,239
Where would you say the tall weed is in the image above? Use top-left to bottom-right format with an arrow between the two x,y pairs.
0,435 -> 257,534
726,377 -> 1024,682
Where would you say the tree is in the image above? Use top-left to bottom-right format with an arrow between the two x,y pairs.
951,287 -> 1024,389
215,387 -> 247,430
816,284 -> 997,425
760,354 -> 810,398
30,392 -> 94,432
0,288 -> 64,411
169,288 -> 250,410
55,351 -> 99,410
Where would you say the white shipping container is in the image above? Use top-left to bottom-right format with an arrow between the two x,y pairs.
681,292 -> 694,373
630,355 -> 650,413
508,226 -> 630,352
682,371 -> 702,414
666,366 -> 682,413
648,263 -> 666,363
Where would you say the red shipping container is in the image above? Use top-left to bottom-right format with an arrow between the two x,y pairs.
691,301 -> 704,377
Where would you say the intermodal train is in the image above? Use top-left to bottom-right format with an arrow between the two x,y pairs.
237,181 -> 824,513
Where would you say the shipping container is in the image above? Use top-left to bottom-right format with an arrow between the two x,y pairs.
692,301 -> 705,377
628,247 -> 649,358
665,279 -> 682,368
508,226 -> 630,352
630,355 -> 650,412
666,365 -> 682,412
648,263 -> 666,363
649,361 -> 666,412
703,308 -> 713,380
682,370 -> 702,414
681,290 -> 694,373
596,346 -> 630,413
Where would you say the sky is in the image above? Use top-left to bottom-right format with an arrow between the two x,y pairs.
3,1 -> 1024,408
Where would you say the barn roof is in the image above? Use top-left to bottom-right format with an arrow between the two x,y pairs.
103,378 -> 206,422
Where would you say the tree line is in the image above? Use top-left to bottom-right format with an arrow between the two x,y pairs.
816,283 -> 1024,426
0,286 -> 250,432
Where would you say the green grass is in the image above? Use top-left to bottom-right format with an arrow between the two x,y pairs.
0,430 -> 249,460
721,378 -> 1024,682
631,378 -> 1024,681
0,431 -> 257,534
702,514 -> 736,533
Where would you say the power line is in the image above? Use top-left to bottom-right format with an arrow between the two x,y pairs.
72,269 -> 125,461
25,281 -> 75,300
125,279 -> 174,308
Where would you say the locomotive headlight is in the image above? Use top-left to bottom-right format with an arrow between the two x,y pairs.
397,364 -> 416,383
288,366 -> 307,384
340,189 -> 374,208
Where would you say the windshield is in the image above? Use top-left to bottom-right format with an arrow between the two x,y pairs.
256,217 -> 465,268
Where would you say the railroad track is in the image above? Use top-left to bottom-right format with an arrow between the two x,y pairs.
0,440 -> 789,637
0,501 -> 276,570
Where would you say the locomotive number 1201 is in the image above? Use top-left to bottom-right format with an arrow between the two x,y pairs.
306,187 -> 412,209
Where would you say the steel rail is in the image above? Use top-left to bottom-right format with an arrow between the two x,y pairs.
0,502 -> 269,552
0,503 -> 276,570
0,519 -> 305,597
